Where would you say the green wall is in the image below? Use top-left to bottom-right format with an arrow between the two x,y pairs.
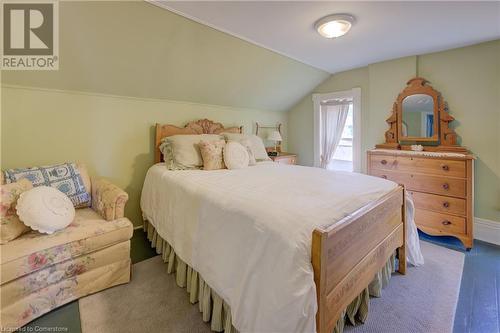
287,66 -> 371,169
2,1 -> 498,225
288,40 -> 500,222
0,1 -> 328,226
403,112 -> 423,137
1,1 -> 328,111
1,86 -> 287,226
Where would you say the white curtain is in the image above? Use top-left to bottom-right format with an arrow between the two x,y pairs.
320,101 -> 351,169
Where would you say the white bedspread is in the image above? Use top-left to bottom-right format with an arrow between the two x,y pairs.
140,162 -> 410,333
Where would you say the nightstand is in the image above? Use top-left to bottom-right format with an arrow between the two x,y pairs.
269,153 -> 297,165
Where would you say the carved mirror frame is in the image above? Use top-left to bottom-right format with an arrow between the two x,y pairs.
397,80 -> 439,142
376,77 -> 466,153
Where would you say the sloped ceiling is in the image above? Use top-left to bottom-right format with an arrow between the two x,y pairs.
156,1 -> 500,74
1,1 -> 329,112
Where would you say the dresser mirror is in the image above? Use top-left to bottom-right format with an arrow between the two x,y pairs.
376,77 -> 467,153
400,93 -> 437,140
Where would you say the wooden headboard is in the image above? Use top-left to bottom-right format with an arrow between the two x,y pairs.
154,119 -> 243,163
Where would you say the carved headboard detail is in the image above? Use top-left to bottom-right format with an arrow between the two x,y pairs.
154,119 -> 243,163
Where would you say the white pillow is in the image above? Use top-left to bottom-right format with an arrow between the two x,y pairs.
222,133 -> 271,161
17,186 -> 75,234
160,134 -> 222,170
240,139 -> 257,166
224,141 -> 250,169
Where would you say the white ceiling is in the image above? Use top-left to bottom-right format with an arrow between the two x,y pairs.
151,1 -> 500,73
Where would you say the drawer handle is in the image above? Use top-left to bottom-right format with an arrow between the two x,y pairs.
442,183 -> 450,190
442,201 -> 450,208
381,159 -> 388,165
381,175 -> 387,179
442,220 -> 452,226
441,164 -> 450,171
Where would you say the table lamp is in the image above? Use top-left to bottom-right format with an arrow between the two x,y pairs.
267,130 -> 282,153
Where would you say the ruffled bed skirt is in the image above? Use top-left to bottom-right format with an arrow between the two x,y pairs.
143,220 -> 395,333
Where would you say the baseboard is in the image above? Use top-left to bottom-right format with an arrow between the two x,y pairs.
474,217 -> 500,246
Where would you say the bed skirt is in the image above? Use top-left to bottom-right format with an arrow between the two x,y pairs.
143,220 -> 395,333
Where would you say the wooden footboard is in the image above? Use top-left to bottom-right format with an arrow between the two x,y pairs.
312,186 -> 406,333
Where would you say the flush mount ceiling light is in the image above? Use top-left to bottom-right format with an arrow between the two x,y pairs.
315,14 -> 356,38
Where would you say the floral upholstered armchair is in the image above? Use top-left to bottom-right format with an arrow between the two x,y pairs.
91,177 -> 129,221
0,163 -> 133,331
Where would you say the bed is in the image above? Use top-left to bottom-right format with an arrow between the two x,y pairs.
141,119 -> 406,333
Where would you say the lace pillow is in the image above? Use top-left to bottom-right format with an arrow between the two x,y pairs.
3,163 -> 91,208
160,134 -> 222,170
199,140 -> 226,170
0,179 -> 33,244
224,141 -> 250,170
17,186 -> 75,234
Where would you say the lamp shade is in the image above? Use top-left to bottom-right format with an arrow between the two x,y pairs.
267,131 -> 282,142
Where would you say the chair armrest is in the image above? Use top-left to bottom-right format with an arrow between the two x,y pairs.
91,177 -> 129,221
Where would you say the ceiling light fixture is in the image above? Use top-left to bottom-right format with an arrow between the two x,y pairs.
315,14 -> 355,39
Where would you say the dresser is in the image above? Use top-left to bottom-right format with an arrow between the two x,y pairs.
269,153 -> 297,165
368,149 -> 474,249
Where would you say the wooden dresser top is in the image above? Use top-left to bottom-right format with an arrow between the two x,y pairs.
368,149 -> 475,161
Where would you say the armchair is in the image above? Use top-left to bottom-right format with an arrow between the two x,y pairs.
91,177 -> 129,221
0,164 -> 133,331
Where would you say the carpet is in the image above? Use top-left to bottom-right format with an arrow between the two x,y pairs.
79,241 -> 464,333
345,241 -> 464,333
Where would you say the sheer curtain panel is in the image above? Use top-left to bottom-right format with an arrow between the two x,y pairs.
320,101 -> 351,169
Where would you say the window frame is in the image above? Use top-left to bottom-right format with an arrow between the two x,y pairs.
312,88 -> 362,172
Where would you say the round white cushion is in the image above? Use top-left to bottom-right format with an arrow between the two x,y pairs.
224,141 -> 250,169
17,186 -> 75,234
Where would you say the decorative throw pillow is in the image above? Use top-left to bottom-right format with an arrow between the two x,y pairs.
3,163 -> 91,208
224,141 -> 250,170
199,140 -> 226,170
160,134 -> 222,170
17,186 -> 75,234
222,133 -> 271,161
240,139 -> 257,166
0,179 -> 33,244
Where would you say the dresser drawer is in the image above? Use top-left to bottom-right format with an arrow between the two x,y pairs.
370,169 -> 466,198
408,191 -> 466,216
370,154 -> 466,178
273,156 -> 296,165
415,209 -> 466,235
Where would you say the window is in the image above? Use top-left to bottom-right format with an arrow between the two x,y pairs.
313,88 -> 361,172
329,104 -> 353,171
